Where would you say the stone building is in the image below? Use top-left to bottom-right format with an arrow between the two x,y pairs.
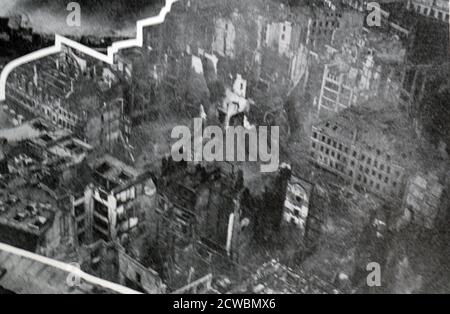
83,155 -> 157,243
310,103 -> 412,202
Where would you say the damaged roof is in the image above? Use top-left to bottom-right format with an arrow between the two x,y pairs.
314,100 -> 446,173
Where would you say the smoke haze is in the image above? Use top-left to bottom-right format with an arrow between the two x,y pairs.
0,0 -> 161,36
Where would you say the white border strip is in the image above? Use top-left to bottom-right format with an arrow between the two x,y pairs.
0,0 -> 179,101
0,242 -> 141,294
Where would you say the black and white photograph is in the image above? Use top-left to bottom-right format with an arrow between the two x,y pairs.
0,0 -> 449,300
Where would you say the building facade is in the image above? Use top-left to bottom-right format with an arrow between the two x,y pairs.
310,107 -> 408,201
83,155 -> 157,243
317,63 -> 358,119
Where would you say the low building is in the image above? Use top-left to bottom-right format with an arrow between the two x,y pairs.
398,16 -> 448,113
304,8 -> 343,50
1,128 -> 95,248
212,18 -> 236,59
317,62 -> 358,119
0,188 -> 74,257
63,82 -> 125,149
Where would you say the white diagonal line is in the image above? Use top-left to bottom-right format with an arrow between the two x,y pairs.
0,242 -> 142,294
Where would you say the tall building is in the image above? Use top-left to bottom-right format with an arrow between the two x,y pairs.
84,155 -> 157,243
155,157 -> 251,263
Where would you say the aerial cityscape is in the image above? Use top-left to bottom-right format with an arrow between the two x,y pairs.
0,0 -> 449,296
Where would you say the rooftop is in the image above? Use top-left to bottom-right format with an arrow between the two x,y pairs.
0,189 -> 55,238
47,137 -> 93,160
159,159 -> 240,214
91,154 -> 142,192
314,100 -> 445,172
6,131 -> 90,176
30,129 -> 73,149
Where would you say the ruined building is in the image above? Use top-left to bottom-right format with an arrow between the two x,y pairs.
311,103 -> 410,202
154,157 -> 251,263
310,100 -> 447,207
317,62 -> 358,119
281,164 -> 313,239
5,47 -> 126,150
400,172 -> 445,229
